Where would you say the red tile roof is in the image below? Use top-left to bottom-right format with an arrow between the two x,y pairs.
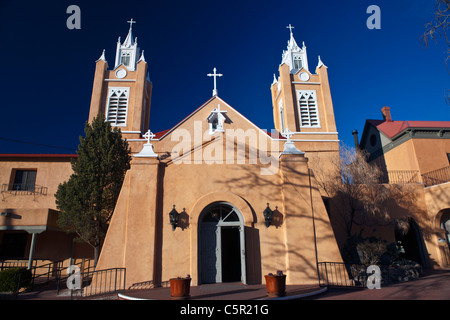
368,119 -> 450,139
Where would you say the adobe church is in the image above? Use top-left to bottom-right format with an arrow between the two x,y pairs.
92,21 -> 343,287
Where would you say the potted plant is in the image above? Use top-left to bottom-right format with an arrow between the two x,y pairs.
264,270 -> 286,297
169,275 -> 191,299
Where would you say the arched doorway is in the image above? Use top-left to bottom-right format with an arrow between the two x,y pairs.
395,218 -> 427,267
441,211 -> 450,246
198,202 -> 246,284
439,210 -> 450,266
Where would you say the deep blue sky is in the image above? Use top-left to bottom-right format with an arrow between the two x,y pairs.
0,0 -> 448,154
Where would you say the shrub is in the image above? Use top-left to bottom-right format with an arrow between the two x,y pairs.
0,268 -> 32,293
343,235 -> 423,283
342,234 -> 387,266
356,238 -> 386,266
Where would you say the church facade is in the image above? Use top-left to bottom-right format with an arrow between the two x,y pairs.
2,20 -> 449,290
92,22 -> 344,287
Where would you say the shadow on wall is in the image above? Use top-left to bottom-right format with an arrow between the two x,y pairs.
212,160 -> 343,285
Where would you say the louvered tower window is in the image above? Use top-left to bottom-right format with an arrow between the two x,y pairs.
106,88 -> 129,126
297,90 -> 320,128
121,52 -> 131,67
293,54 -> 302,71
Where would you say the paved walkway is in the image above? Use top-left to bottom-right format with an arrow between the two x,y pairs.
311,269 -> 450,300
117,283 -> 325,300
10,269 -> 450,300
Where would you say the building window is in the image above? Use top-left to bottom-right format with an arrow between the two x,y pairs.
11,169 -> 37,191
447,153 -> 450,164
279,99 -> 285,133
0,233 -> 28,259
121,52 -> 131,67
297,90 -> 320,128
370,134 -> 377,147
293,54 -> 302,70
106,87 -> 129,126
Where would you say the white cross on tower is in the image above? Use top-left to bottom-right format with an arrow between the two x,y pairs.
127,18 -> 136,29
143,130 -> 155,145
207,67 -> 223,97
286,24 -> 295,35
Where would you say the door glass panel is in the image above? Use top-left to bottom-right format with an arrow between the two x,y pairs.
200,202 -> 245,284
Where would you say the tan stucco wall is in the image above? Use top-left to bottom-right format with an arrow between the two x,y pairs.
0,156 -> 93,264
384,138 -> 450,174
96,97 -> 344,288
384,139 -> 421,172
424,182 -> 450,267
0,157 -> 74,211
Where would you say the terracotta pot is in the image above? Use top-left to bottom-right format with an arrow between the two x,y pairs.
264,275 -> 286,297
170,278 -> 191,299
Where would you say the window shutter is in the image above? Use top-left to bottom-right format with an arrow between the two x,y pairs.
106,88 -> 129,126
297,90 -> 320,128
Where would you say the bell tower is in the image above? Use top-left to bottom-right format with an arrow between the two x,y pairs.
88,19 -> 152,145
270,25 -> 339,173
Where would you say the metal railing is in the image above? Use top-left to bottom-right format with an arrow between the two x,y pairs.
1,259 -> 95,295
31,260 -> 64,287
57,267 -> 126,299
1,183 -> 48,200
317,261 -> 423,288
80,267 -> 126,299
0,259 -> 33,270
317,262 -> 367,288
128,279 -> 170,290
386,170 -> 421,184
421,165 -> 450,187
1,259 -> 66,287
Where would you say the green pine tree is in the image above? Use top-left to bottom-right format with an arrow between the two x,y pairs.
55,114 -> 131,266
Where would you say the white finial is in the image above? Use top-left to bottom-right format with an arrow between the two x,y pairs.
138,50 -> 146,63
207,67 -> 223,96
317,55 -> 327,69
96,49 -> 106,62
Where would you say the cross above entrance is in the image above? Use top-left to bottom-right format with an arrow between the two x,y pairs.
210,104 -> 227,117
207,67 -> 223,97
208,104 -> 227,134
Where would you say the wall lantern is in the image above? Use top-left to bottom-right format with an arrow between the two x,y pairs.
169,205 -> 179,231
263,203 -> 274,228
